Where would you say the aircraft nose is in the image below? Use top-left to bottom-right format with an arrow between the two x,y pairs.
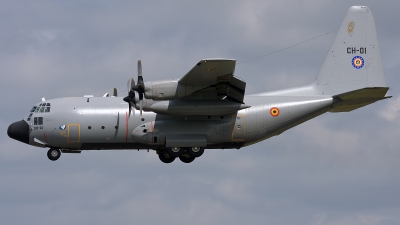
7,120 -> 29,144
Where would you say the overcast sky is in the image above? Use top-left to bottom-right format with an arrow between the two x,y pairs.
1,0 -> 400,224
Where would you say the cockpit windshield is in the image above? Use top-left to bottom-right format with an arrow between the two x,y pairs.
31,103 -> 51,113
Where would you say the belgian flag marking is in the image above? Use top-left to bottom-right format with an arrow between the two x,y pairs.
270,107 -> 280,117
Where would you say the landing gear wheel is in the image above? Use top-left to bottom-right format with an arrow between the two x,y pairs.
186,147 -> 204,158
167,147 -> 184,157
47,148 -> 61,161
158,150 -> 176,164
179,153 -> 195,163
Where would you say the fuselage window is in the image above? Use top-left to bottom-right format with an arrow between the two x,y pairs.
45,107 -> 50,112
38,117 -> 43,125
30,106 -> 37,112
34,117 -> 37,125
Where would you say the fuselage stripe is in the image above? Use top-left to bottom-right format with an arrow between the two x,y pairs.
43,132 -> 48,143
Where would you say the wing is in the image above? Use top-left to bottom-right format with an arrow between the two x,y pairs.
178,59 -> 246,103
179,59 -> 236,86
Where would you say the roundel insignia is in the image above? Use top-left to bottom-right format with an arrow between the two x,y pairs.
270,107 -> 280,117
352,56 -> 364,69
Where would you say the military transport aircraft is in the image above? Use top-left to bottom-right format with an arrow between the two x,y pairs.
8,6 -> 390,163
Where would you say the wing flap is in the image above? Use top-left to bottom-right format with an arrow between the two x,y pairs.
216,75 -> 246,103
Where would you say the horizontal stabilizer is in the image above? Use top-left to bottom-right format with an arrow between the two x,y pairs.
330,87 -> 390,112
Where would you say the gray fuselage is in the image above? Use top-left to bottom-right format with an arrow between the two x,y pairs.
25,95 -> 334,151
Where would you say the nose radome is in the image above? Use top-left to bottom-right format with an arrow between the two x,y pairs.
7,120 -> 29,144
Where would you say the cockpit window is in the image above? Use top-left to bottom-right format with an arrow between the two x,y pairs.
27,113 -> 33,121
32,103 -> 51,113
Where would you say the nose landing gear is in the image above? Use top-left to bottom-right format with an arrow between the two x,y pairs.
47,148 -> 61,161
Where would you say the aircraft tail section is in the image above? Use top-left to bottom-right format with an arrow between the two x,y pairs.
313,6 -> 388,96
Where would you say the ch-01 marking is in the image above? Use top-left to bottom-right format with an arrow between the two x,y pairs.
347,47 -> 367,54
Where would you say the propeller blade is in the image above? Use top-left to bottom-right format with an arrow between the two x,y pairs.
126,79 -> 130,94
124,60 -> 145,117
129,101 -> 136,117
124,78 -> 137,117
130,78 -> 135,91
139,99 -> 143,116
138,60 -> 142,80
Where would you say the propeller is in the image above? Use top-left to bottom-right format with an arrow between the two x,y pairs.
123,78 -> 136,117
132,60 -> 145,116
123,60 -> 146,116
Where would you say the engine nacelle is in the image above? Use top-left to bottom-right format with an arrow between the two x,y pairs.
144,80 -> 204,100
144,80 -> 178,100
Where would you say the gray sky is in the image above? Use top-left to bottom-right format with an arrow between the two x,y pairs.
1,0 -> 400,224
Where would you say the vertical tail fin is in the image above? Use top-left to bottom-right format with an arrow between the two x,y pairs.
313,6 -> 388,95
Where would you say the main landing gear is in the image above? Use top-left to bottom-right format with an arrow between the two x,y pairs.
47,148 -> 61,161
158,147 -> 204,164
